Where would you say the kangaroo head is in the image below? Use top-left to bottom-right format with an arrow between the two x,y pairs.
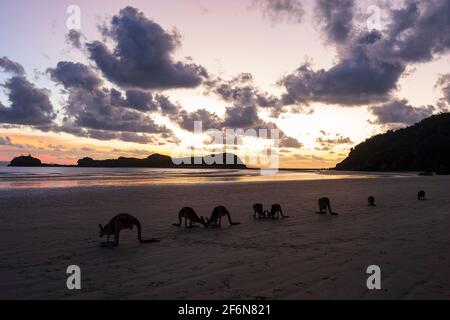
99,224 -> 108,238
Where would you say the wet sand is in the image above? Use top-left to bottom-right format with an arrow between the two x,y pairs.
0,176 -> 449,299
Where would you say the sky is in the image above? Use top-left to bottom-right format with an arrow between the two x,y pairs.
0,0 -> 449,168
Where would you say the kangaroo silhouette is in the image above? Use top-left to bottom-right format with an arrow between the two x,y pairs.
418,190 -> 426,200
368,196 -> 376,206
173,207 -> 207,228
99,213 -> 160,247
266,204 -> 289,219
317,197 -> 338,215
252,203 -> 266,219
206,206 -> 240,227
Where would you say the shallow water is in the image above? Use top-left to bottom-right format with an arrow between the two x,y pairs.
0,166 -> 416,189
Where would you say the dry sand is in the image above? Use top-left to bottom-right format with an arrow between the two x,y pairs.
0,176 -> 449,299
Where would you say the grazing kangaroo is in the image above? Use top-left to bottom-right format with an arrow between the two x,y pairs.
317,197 -> 338,215
368,196 -> 376,206
99,213 -> 160,247
266,204 -> 289,219
173,207 -> 207,228
252,203 -> 266,219
206,206 -> 241,228
418,190 -> 426,200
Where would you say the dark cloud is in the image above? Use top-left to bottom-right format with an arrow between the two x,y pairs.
62,87 -> 168,134
281,44 -> 405,106
47,61 -> 172,144
0,136 -> 12,145
0,76 -> 55,127
315,0 -> 354,44
375,0 -> 450,64
65,30 -> 83,49
206,73 -> 284,115
253,0 -> 304,24
47,62 -> 101,90
119,132 -> 155,144
436,74 -> 450,106
0,57 -> 25,75
222,105 -> 264,128
86,6 -> 207,90
281,0 -> 450,107
369,99 -> 435,126
110,88 -> 156,112
177,109 -> 222,131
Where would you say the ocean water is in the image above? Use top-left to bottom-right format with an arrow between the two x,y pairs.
0,166 -> 416,189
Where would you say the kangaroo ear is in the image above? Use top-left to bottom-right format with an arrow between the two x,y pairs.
99,224 -> 103,230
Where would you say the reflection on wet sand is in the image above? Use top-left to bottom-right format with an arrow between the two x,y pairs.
0,167 -> 415,189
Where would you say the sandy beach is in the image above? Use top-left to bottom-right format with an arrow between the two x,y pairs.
0,176 -> 449,300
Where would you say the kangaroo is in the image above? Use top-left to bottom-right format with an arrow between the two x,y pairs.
418,190 -> 426,200
99,213 -> 160,247
173,207 -> 207,228
266,204 -> 289,219
206,206 -> 241,228
317,197 -> 338,215
368,196 -> 376,206
252,203 -> 266,219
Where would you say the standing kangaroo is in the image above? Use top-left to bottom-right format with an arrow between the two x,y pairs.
368,196 -> 376,206
99,213 -> 160,247
206,206 -> 241,228
418,190 -> 426,200
173,207 -> 207,228
252,203 -> 266,219
317,197 -> 338,215
266,204 -> 289,219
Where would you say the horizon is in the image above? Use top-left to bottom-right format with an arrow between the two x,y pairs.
1,0 -> 450,168
5,152 -> 333,170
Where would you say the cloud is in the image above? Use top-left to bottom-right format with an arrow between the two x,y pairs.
315,131 -> 353,152
177,109 -> 222,131
281,43 -> 405,106
86,6 -> 207,90
47,61 -> 172,144
0,57 -> 25,75
0,136 -> 12,145
369,99 -> 435,126
110,88 -> 154,112
222,105 -> 264,128
436,74 -> 450,106
375,0 -> 450,64
205,73 -> 284,115
65,30 -> 83,49
61,87 -> 169,134
47,61 -> 101,90
279,135 -> 303,148
253,0 -> 304,24
315,0 -> 354,44
0,76 -> 55,127
281,0 -> 450,107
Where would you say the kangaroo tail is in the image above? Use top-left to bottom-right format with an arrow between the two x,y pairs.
136,220 -> 160,243
226,212 -> 240,225
279,207 -> 289,218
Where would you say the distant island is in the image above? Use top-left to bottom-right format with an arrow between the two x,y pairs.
336,113 -> 450,174
8,153 -> 247,169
